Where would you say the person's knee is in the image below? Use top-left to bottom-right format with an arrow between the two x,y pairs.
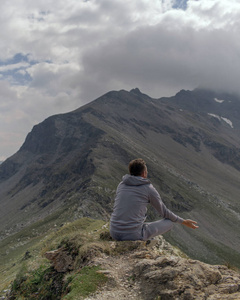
166,219 -> 174,230
143,219 -> 174,240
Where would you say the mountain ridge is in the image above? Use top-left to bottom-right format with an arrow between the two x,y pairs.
0,87 -> 240,269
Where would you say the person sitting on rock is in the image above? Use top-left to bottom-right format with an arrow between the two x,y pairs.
110,158 -> 198,241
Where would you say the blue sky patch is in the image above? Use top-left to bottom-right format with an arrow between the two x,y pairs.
173,0 -> 188,10
0,53 -> 36,85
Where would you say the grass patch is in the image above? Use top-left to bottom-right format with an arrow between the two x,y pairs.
40,218 -> 106,254
63,266 -> 107,300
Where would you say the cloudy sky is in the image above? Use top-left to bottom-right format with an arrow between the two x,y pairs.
1,0 -> 240,160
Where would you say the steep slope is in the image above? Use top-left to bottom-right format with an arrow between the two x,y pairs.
0,87 -> 240,268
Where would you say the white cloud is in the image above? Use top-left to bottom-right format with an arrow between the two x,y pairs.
0,62 -> 30,72
188,0 -> 240,29
1,0 -> 240,159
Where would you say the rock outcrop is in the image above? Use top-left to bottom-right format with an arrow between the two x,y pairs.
45,235 -> 240,300
45,248 -> 75,273
133,256 -> 240,299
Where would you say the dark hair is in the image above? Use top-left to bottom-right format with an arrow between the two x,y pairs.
128,158 -> 146,176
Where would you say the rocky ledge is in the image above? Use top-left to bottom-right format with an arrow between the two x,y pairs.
45,235 -> 240,300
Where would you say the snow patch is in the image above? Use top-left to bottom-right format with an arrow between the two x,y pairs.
208,113 -> 221,121
214,98 -> 225,103
208,113 -> 234,128
221,117 -> 233,128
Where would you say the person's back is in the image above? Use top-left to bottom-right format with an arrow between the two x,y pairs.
110,174 -> 151,239
110,158 -> 198,241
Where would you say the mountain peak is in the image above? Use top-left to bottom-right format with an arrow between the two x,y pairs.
130,87 -> 142,95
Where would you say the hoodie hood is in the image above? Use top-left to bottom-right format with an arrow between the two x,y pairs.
122,174 -> 151,186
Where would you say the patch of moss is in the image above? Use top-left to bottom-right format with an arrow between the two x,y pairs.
63,266 -> 107,300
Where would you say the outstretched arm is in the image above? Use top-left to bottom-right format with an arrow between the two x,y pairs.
182,219 -> 199,229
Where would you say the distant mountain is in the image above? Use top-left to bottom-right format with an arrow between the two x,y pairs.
0,88 -> 240,268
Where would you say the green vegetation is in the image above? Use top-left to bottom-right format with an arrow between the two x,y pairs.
0,218 -> 109,299
63,266 -> 107,300
9,264 -> 107,300
10,265 -> 64,300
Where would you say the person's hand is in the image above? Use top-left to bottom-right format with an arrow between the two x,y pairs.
182,219 -> 198,229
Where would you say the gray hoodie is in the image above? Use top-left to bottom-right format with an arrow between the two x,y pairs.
110,174 -> 184,234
